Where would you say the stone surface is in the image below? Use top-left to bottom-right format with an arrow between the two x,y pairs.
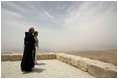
88,61 -> 117,78
64,55 -> 71,64
78,60 -> 88,72
1,54 -> 11,61
56,53 -> 65,62
56,53 -> 117,78
70,56 -> 80,67
88,64 -> 104,77
103,69 -> 117,78
1,53 -> 117,78
48,53 -> 56,59
37,53 -> 49,60
58,53 -> 89,72
1,60 -> 95,78
2,53 -> 56,61
37,53 -> 56,60
10,53 -> 23,61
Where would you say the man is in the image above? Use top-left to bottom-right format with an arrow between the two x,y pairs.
21,27 -> 35,71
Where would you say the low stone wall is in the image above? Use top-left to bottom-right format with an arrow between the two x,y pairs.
56,53 -> 117,78
37,53 -> 56,60
1,53 -> 56,61
1,53 -> 117,78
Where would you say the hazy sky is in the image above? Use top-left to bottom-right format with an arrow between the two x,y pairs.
1,1 -> 117,52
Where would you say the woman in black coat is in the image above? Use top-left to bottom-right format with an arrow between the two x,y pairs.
21,27 -> 35,71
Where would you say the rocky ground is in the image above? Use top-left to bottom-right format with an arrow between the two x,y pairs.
1,59 -> 95,78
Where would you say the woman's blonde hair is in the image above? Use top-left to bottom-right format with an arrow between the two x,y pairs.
34,31 -> 38,35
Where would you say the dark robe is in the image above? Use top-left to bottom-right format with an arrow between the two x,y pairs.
21,32 -> 35,71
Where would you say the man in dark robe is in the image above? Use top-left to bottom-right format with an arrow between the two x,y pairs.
21,27 -> 35,71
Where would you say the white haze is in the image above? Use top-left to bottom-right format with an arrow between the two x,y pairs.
1,1 -> 117,52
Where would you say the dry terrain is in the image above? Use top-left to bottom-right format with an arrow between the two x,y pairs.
66,50 -> 117,66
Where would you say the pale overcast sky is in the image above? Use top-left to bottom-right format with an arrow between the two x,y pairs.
1,1 -> 117,52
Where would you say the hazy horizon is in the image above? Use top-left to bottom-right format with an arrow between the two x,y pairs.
1,1 -> 117,53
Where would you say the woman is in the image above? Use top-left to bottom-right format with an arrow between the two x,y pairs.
34,31 -> 39,65
21,27 -> 35,71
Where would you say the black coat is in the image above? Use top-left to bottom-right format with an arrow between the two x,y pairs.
21,32 -> 35,70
